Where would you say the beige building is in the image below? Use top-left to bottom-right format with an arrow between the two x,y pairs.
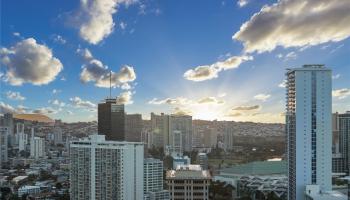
166,165 -> 211,200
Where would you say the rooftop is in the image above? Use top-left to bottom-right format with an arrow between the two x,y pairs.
220,161 -> 287,176
166,166 -> 211,180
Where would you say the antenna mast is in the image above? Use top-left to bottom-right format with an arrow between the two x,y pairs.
109,71 -> 112,98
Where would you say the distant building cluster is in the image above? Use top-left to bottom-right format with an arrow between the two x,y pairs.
1,65 -> 349,199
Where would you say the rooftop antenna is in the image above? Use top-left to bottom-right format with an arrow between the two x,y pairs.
109,71 -> 112,98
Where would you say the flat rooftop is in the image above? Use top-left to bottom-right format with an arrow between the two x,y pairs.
220,161 -> 287,176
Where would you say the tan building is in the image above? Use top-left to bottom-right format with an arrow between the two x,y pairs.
166,165 -> 211,200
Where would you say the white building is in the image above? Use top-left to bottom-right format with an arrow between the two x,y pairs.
17,185 -> 41,197
0,127 -> 9,167
69,135 -> 144,200
166,165 -> 211,200
144,158 -> 170,200
286,65 -> 332,200
18,125 -> 28,152
30,137 -> 45,159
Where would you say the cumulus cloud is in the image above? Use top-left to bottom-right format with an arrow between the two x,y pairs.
0,38 -> 63,86
173,107 -> 192,116
332,88 -> 350,99
0,102 -> 16,114
75,0 -> 137,44
69,96 -> 96,109
237,0 -> 248,7
48,99 -> 66,107
184,55 -> 253,81
197,97 -> 225,105
116,91 -> 133,105
233,0 -> 350,53
33,107 -> 59,115
232,105 -> 261,111
149,96 -> 225,106
148,97 -> 193,105
6,91 -> 26,101
254,93 -> 271,101
78,48 -> 136,88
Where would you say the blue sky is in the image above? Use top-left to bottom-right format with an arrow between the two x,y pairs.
1,0 -> 349,122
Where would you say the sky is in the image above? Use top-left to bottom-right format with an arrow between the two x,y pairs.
0,0 -> 349,123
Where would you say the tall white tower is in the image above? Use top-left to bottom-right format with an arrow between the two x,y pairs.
69,135 -> 144,200
286,65 -> 332,200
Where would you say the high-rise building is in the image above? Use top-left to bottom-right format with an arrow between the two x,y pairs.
30,137 -> 45,159
166,165 -> 211,200
150,113 -> 170,148
17,123 -> 27,151
331,112 -> 350,174
53,120 -> 63,145
169,114 -> 192,152
144,158 -> 170,200
339,112 -> 350,174
286,65 -> 332,200
69,135 -> 144,200
0,127 -> 9,168
98,98 -> 125,141
125,114 -> 142,142
223,125 -> 234,150
0,113 -> 15,146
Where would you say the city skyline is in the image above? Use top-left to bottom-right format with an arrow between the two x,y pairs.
1,0 -> 350,123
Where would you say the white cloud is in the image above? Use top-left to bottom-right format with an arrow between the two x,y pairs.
119,21 -> 127,30
69,96 -> 96,109
0,38 -> 63,86
284,51 -> 297,61
49,99 -> 66,107
78,48 -> 136,88
0,102 -> 30,114
52,89 -> 62,94
75,0 -> 137,44
149,96 -> 225,106
237,0 -> 248,7
67,110 -> 73,115
184,55 -> 253,81
116,91 -> 133,105
0,102 -> 16,114
197,97 -> 225,105
233,0 -> 350,53
6,91 -> 26,101
121,83 -> 131,90
52,34 -> 67,44
13,32 -> 21,37
332,74 -> 341,80
332,88 -> 350,99
254,93 -> 271,101
148,97 -> 193,105
278,80 -> 287,88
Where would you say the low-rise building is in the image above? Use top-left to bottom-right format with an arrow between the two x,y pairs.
18,185 -> 41,197
166,165 -> 211,200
